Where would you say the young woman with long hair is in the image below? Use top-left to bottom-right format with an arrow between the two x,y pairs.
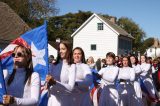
98,52 -> 120,106
140,55 -> 159,105
117,56 -> 137,106
130,55 -> 143,105
71,47 -> 92,106
3,45 -> 40,106
46,41 -> 76,106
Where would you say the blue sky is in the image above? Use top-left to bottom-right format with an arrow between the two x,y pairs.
56,0 -> 160,39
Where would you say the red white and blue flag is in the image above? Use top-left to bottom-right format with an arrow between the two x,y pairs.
0,61 -> 6,104
0,22 -> 48,81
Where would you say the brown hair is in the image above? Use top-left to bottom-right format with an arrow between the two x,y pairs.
72,47 -> 86,64
140,55 -> 147,64
106,52 -> 115,59
55,40 -> 72,65
7,45 -> 33,86
122,56 -> 132,67
130,55 -> 138,65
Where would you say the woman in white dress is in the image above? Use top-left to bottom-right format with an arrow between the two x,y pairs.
130,55 -> 143,105
98,52 -> 120,106
71,47 -> 93,106
140,55 -> 159,104
3,45 -> 40,106
46,41 -> 76,106
117,56 -> 137,106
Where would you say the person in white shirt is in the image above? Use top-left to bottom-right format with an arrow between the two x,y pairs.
117,56 -> 137,106
98,52 -> 120,106
71,47 -> 92,106
87,56 -> 96,70
140,55 -> 159,105
130,55 -> 143,105
46,41 -> 76,106
3,45 -> 40,106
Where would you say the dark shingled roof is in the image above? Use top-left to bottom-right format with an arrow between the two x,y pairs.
0,2 -> 30,41
97,14 -> 134,39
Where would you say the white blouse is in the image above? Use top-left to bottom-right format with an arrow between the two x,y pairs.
49,60 -> 76,94
132,64 -> 141,75
118,67 -> 135,81
75,63 -> 92,88
48,60 -> 76,106
140,63 -> 151,76
5,68 -> 40,106
98,65 -> 119,85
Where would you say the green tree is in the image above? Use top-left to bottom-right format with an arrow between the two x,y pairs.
140,37 -> 154,53
48,11 -> 92,42
0,0 -> 58,27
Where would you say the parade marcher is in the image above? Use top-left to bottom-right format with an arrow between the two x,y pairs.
152,58 -> 160,91
101,59 -> 107,68
157,57 -> 160,91
49,55 -> 56,64
46,41 -> 76,106
140,55 -> 159,105
3,45 -> 40,106
86,56 -> 99,85
130,55 -> 143,105
87,56 -> 96,70
96,58 -> 102,71
117,56 -> 137,106
98,52 -> 120,106
71,47 -> 93,106
115,56 -> 122,67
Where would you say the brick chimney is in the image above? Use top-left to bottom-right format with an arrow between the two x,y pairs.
153,38 -> 159,47
110,17 -> 116,24
152,38 -> 160,48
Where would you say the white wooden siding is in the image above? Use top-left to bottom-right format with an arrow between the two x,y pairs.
73,16 -> 118,60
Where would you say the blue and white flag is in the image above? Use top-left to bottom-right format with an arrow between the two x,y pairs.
0,61 -> 6,104
0,22 -> 48,81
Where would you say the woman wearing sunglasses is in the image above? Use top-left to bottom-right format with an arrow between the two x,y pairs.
3,45 -> 40,106
46,41 -> 76,106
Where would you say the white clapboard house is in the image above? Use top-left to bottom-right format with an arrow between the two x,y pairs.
146,39 -> 160,58
71,13 -> 134,60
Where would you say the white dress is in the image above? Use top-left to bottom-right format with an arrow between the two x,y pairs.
98,65 -> 120,106
132,64 -> 143,105
117,67 -> 137,106
48,60 -> 76,106
140,63 -> 158,100
70,63 -> 93,106
5,68 -> 40,106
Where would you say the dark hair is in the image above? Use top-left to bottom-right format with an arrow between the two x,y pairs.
7,45 -> 33,86
157,57 -> 160,63
72,47 -> 86,63
146,57 -> 152,64
49,55 -> 55,63
122,56 -> 132,67
106,52 -> 115,60
140,55 -> 147,63
55,40 -> 72,65
130,55 -> 138,65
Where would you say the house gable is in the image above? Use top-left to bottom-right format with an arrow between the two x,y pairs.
71,13 -> 134,39
72,15 -> 119,59
71,13 -> 119,37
